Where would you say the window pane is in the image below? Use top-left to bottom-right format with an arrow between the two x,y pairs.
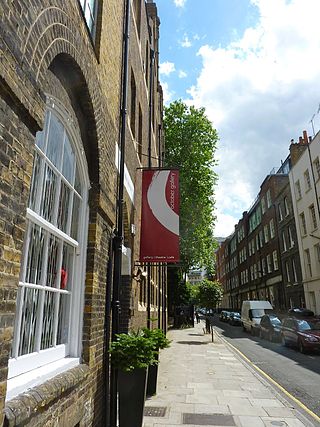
57,294 -> 70,345
25,224 -> 45,285
40,164 -> 58,223
28,153 -> 41,212
35,112 -> 48,151
47,235 -> 60,288
18,287 -> 41,356
46,113 -> 64,168
74,163 -> 82,195
41,291 -> 56,350
61,243 -> 74,291
62,134 -> 75,183
88,0 -> 95,12
57,181 -> 71,233
85,7 -> 93,32
71,195 -> 80,240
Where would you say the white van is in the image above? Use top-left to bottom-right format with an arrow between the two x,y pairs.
241,300 -> 273,335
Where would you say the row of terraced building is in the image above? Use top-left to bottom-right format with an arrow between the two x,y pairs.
216,130 -> 320,316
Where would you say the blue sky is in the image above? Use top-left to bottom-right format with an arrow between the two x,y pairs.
157,0 -> 258,100
155,0 -> 320,238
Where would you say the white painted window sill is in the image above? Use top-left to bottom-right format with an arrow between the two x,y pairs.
6,358 -> 79,401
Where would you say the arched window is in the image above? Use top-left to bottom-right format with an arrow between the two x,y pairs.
79,0 -> 98,37
8,97 -> 89,396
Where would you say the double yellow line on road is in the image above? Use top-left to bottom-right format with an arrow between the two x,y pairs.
222,336 -> 320,424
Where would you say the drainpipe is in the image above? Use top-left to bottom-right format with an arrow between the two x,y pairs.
147,48 -> 155,329
103,233 -> 114,426
157,124 -> 162,329
110,0 -> 130,425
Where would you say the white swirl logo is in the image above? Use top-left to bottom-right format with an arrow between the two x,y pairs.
147,171 -> 179,236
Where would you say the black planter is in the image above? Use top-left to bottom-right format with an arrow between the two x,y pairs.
146,354 -> 159,397
118,367 -> 148,427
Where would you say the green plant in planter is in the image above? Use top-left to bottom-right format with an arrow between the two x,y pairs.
110,330 -> 158,372
141,328 -> 171,351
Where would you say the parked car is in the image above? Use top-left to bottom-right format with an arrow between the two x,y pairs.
259,314 -> 282,342
229,312 -> 242,326
219,311 -> 231,322
288,308 -> 314,318
281,317 -> 320,353
241,300 -> 273,335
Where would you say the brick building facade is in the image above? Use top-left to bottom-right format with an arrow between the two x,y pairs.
274,180 -> 304,308
0,1 -> 164,426
217,159 -> 304,313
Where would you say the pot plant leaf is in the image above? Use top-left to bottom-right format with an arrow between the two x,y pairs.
141,328 -> 171,350
110,330 -> 158,372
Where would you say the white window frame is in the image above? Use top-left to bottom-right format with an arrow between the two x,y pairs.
315,243 -> 320,264
256,235 -> 259,251
270,218 -> 275,239
272,250 -> 278,270
259,230 -> 264,247
285,261 -> 290,283
266,190 -> 272,208
267,254 -> 272,273
304,169 -> 311,192
284,197 -> 289,216
278,203 -> 283,221
8,98 -> 89,391
309,204 -> 317,230
282,231 -> 287,252
288,226 -> 294,248
313,157 -> 320,181
305,249 -> 312,277
264,225 -> 269,243
79,0 -> 98,38
295,180 -> 302,200
300,212 -> 307,235
292,259 -> 297,281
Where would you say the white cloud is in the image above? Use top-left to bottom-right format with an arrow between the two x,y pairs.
180,35 -> 192,48
174,0 -> 186,7
159,61 -> 175,76
161,81 -> 174,106
178,70 -> 187,78
187,0 -> 320,237
214,212 -> 239,239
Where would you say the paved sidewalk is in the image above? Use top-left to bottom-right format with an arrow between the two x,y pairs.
143,321 -> 318,427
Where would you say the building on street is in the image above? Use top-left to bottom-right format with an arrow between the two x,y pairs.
289,130 -> 320,314
216,154 -> 304,313
0,1 -> 165,426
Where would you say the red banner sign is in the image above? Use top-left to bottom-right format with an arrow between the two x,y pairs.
140,169 -> 179,262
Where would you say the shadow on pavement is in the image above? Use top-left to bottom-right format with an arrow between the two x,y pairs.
176,341 -> 209,345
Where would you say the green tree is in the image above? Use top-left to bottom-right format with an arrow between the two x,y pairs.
197,279 -> 223,310
164,100 -> 218,274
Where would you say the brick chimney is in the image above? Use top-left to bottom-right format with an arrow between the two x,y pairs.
290,130 -> 309,166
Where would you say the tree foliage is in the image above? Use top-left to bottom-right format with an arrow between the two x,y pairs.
196,279 -> 223,310
164,100 -> 218,272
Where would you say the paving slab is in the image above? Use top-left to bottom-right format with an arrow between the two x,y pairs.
143,321 -> 317,427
